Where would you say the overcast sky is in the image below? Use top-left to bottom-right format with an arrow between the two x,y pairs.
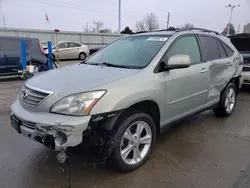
0,0 -> 249,33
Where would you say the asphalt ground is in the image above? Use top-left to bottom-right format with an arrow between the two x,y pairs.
0,61 -> 250,188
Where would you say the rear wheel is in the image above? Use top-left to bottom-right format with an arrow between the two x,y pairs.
108,111 -> 156,172
79,52 -> 86,60
214,82 -> 237,117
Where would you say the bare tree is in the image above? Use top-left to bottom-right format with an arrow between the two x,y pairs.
145,13 -> 159,31
82,23 -> 90,33
92,21 -> 104,33
100,28 -> 112,33
135,13 -> 159,32
135,20 -> 147,32
181,23 -> 194,29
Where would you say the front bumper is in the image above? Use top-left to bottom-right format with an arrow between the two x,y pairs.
10,100 -> 91,150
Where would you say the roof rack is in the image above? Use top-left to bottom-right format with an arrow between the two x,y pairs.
133,27 -> 220,35
178,28 -> 220,35
133,28 -> 179,35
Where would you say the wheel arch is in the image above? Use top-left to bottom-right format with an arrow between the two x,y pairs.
229,76 -> 241,94
117,100 -> 161,133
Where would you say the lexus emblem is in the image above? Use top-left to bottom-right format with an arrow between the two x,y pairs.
21,90 -> 28,99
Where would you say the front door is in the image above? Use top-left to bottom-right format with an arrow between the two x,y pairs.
161,35 -> 209,124
57,42 -> 69,59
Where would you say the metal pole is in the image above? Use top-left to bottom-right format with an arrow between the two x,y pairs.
227,6 -> 233,36
0,14 -> 6,36
118,0 -> 121,33
167,12 -> 170,29
225,4 -> 240,36
21,40 -> 27,71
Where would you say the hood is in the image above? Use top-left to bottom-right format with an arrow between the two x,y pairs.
27,64 -> 139,95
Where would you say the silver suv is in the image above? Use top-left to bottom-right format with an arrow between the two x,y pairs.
10,28 -> 243,172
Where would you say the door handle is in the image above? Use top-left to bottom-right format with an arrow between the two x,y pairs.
200,68 -> 208,73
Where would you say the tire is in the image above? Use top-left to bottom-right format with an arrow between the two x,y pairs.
213,82 -> 237,117
108,110 -> 156,172
79,52 -> 86,60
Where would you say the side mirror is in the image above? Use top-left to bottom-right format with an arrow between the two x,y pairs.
166,55 -> 191,69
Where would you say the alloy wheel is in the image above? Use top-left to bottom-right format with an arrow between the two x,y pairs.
225,87 -> 236,113
120,121 -> 152,165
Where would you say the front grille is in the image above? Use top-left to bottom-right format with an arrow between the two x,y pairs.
19,85 -> 52,107
13,115 -> 36,130
243,66 -> 250,72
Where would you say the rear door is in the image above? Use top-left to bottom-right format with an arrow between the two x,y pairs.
199,35 -> 234,104
162,35 -> 210,123
0,38 -> 21,75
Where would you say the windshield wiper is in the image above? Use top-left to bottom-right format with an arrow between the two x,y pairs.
82,62 -> 141,69
101,62 -> 140,69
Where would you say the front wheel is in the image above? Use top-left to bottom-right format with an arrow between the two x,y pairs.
214,82 -> 237,117
108,111 -> 156,172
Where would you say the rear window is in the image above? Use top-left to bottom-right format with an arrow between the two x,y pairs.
199,36 -> 220,61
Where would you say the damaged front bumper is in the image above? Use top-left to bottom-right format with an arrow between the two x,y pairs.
10,100 -> 91,151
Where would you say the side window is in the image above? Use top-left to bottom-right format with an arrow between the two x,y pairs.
199,36 -> 220,61
217,40 -> 227,58
69,42 -> 80,48
75,43 -> 81,47
0,39 -> 20,50
221,42 -> 234,57
165,36 -> 201,64
58,42 -> 68,49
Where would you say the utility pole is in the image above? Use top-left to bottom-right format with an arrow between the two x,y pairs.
167,12 -> 170,29
118,0 -> 121,33
0,14 -> 6,36
225,4 -> 240,36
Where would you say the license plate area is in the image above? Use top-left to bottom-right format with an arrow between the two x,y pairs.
10,115 -> 21,133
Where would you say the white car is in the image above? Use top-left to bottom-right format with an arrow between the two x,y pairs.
45,41 -> 89,60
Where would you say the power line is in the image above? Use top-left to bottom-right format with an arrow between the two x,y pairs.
28,0 -> 137,16
29,0 -> 107,13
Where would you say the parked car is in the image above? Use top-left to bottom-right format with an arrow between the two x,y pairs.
89,45 -> 106,56
44,41 -> 89,60
11,28 -> 243,172
0,36 -> 47,76
229,33 -> 250,86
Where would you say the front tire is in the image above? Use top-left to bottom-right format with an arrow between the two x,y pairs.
108,111 -> 156,172
214,82 -> 237,117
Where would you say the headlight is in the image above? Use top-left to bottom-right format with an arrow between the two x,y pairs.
50,90 -> 106,116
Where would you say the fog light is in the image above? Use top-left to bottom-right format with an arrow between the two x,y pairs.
55,131 -> 67,147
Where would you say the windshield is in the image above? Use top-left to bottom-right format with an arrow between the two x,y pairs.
85,35 -> 169,68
